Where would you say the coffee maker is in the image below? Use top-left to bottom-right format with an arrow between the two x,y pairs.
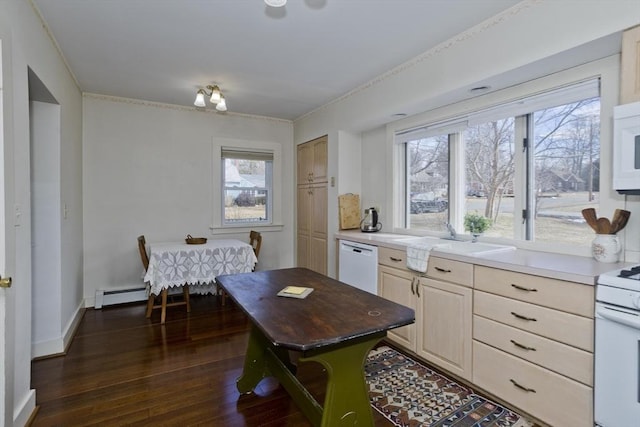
360,207 -> 382,232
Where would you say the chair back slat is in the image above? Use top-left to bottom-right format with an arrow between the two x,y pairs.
249,231 -> 262,259
137,235 -> 149,271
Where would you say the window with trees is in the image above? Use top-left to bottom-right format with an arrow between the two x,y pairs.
401,79 -> 600,247
221,148 -> 273,225
406,136 -> 449,229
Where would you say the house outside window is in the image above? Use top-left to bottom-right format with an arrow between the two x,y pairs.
221,148 -> 273,225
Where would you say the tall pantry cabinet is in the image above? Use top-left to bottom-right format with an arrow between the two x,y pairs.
296,136 -> 328,274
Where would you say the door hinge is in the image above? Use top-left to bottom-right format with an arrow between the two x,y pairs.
522,137 -> 528,151
522,209 -> 528,223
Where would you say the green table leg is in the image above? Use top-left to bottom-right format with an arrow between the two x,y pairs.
236,324 -> 295,394
236,323 -> 382,427
236,324 -> 270,393
301,335 -> 382,427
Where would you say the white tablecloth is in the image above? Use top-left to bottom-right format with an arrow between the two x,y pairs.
143,239 -> 258,296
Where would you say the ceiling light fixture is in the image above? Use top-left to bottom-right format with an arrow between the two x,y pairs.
265,0 -> 287,7
194,85 -> 227,112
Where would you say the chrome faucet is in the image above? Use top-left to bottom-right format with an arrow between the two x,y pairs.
445,222 -> 458,240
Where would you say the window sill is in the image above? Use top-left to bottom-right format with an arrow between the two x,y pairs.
209,224 -> 284,235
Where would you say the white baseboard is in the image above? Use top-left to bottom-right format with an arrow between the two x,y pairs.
13,389 -> 36,427
32,299 -> 86,359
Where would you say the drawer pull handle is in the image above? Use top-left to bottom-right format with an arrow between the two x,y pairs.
435,266 -> 452,273
510,379 -> 536,393
390,257 -> 403,262
510,339 -> 537,351
510,311 -> 537,322
511,284 -> 537,292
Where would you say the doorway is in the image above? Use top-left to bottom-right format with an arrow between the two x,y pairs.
28,68 -> 62,358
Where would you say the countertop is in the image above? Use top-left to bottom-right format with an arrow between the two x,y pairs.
335,230 -> 631,285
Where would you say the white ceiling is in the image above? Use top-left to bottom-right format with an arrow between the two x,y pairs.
33,0 -> 532,121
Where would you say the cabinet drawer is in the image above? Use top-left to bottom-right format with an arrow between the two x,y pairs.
475,265 -> 594,317
474,315 -> 593,386
474,291 -> 593,352
473,341 -> 592,427
426,256 -> 472,287
378,247 -> 409,270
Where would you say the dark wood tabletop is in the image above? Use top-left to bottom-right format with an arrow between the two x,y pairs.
216,267 -> 415,352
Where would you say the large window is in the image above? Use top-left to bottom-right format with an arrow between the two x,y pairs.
221,148 -> 273,225
399,79 -> 600,248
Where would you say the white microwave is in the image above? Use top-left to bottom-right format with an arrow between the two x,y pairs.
613,101 -> 640,195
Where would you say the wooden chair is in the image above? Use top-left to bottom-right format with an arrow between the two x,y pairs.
249,230 -> 262,262
138,235 -> 190,324
220,231 -> 262,305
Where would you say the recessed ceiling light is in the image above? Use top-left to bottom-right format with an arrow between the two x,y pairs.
469,86 -> 491,94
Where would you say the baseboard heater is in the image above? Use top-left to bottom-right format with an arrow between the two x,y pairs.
94,287 -> 147,309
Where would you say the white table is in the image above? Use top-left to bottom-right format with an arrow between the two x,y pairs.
143,239 -> 258,296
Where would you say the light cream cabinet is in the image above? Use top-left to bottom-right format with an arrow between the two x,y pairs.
378,247 -> 419,351
472,265 -> 594,427
377,251 -> 473,381
296,136 -> 328,274
297,135 -> 328,184
378,265 -> 418,350
621,24 -> 640,104
418,257 -> 473,381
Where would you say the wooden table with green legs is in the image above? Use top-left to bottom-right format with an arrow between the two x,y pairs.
216,267 -> 415,427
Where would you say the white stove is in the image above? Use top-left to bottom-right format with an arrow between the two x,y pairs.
596,265 -> 640,310
594,265 -> 640,427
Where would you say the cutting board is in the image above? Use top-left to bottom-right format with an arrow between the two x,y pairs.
338,193 -> 361,230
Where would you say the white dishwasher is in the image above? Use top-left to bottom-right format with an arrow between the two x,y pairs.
338,240 -> 378,294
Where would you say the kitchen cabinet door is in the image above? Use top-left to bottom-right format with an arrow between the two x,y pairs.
417,277 -> 472,381
621,24 -> 640,104
297,184 -> 327,274
297,135 -> 327,184
378,265 -> 417,351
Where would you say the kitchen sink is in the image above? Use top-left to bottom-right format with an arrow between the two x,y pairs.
432,241 -> 516,256
391,236 -> 443,244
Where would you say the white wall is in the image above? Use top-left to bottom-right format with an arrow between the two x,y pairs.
30,101 -> 62,356
294,0 -> 640,275
0,0 -> 84,425
82,95 -> 295,305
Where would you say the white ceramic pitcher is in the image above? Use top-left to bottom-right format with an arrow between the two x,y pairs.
591,234 -> 621,263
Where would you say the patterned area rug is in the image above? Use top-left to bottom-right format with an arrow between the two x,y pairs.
366,346 -> 533,427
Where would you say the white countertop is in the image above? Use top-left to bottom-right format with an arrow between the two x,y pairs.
335,230 -> 631,285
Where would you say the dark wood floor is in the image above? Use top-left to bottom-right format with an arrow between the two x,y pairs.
30,294 -> 392,426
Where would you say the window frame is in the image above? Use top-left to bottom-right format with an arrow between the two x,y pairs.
386,56 -> 621,257
211,138 -> 283,234
221,149 -> 273,226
